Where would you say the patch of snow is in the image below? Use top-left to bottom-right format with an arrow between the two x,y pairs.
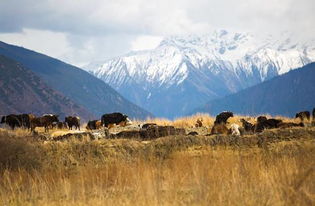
90,31 -> 315,90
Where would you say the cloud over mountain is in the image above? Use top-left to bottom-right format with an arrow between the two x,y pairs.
87,31 -> 315,118
0,0 -> 314,66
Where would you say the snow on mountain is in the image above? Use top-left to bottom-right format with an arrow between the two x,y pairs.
88,30 -> 315,118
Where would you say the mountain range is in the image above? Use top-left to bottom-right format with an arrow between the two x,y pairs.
192,62 -> 315,117
87,30 -> 315,118
0,41 -> 153,121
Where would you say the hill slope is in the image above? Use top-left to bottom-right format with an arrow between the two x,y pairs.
0,55 -> 94,120
192,63 -> 315,117
0,41 -> 152,119
88,30 -> 315,118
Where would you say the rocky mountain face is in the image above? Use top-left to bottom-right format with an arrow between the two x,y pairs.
0,41 -> 153,120
88,30 -> 315,119
192,63 -> 315,117
0,55 -> 93,121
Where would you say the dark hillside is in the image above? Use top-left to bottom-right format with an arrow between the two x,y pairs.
0,41 -> 152,119
192,63 -> 315,117
0,55 -> 93,121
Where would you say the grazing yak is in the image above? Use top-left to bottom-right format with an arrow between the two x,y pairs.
214,111 -> 234,125
210,111 -> 234,135
295,111 -> 311,122
0,114 -> 21,129
0,114 -> 35,130
265,118 -> 283,128
31,114 -> 59,132
101,112 -> 132,128
86,120 -> 102,130
254,116 -> 282,133
257,116 -> 268,123
65,116 -> 80,130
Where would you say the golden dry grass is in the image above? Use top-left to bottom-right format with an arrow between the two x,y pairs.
0,139 -> 314,206
0,121 -> 314,205
142,113 -> 215,128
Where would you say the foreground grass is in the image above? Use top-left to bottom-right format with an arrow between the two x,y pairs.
0,128 -> 314,205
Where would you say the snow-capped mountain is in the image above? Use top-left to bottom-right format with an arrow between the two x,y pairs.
88,30 -> 315,118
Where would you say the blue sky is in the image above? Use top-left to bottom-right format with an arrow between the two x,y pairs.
0,0 -> 314,67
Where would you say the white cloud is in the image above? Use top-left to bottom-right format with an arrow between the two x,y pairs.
131,35 -> 162,51
0,29 -> 71,59
0,0 -> 314,66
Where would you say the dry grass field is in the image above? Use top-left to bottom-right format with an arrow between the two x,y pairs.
0,114 -> 314,206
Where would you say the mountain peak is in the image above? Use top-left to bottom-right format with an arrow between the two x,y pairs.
87,31 -> 315,118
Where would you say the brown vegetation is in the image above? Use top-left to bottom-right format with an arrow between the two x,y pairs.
0,116 -> 314,205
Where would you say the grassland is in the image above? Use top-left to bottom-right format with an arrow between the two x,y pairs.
0,115 -> 314,206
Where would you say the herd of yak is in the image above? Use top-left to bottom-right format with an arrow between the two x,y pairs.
208,109 -> 315,136
0,109 -> 314,136
0,112 -> 131,132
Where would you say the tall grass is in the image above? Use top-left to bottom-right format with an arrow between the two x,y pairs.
0,128 -> 314,205
143,113 -> 215,128
1,141 -> 314,205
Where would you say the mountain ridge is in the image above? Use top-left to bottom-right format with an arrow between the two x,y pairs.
0,41 -> 153,120
191,62 -> 315,117
87,30 -> 315,118
0,55 -> 94,121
